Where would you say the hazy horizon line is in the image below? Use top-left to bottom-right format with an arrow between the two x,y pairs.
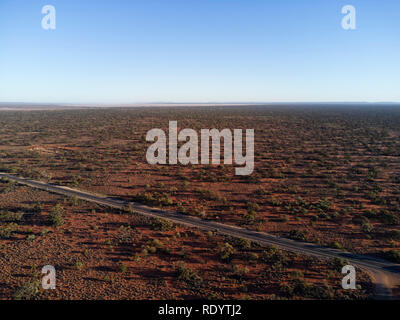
1,101 -> 400,107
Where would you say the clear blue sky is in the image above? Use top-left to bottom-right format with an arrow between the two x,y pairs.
0,0 -> 399,103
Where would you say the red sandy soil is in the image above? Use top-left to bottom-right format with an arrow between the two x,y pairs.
0,183 -> 372,300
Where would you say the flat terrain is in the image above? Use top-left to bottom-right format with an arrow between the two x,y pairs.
0,181 -> 370,300
2,172 -> 399,299
0,105 -> 399,299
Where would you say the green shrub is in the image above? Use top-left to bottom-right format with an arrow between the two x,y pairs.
40,229 -> 51,236
49,204 -> 64,227
196,188 -> 219,201
148,246 -> 157,254
315,198 -> 332,211
287,230 -> 307,242
361,221 -> 373,233
247,252 -> 259,260
133,192 -> 173,206
379,211 -> 399,225
192,208 -> 206,218
232,265 -> 249,279
26,234 -> 36,242
152,218 -> 174,231
328,257 -> 348,270
74,260 -> 84,270
13,280 -> 41,300
0,223 -> 17,239
364,209 -> 377,219
218,243 -> 235,262
70,196 -> 78,206
176,263 -> 203,288
297,282 -> 334,299
242,210 -> 257,225
32,203 -> 43,214
206,231 -> 214,240
261,246 -> 289,268
292,270 -> 304,278
307,284 -> 334,299
152,239 -> 163,248
0,211 -> 23,223
254,188 -> 270,196
330,241 -> 343,250
246,202 -> 260,212
234,238 -> 252,250
383,250 -> 400,263
279,284 -> 293,297
119,262 -> 128,273
2,182 -> 16,194
293,279 -> 309,296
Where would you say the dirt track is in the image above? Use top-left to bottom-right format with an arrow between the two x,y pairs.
1,172 -> 399,300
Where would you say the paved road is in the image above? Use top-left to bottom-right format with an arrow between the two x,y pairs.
1,172 -> 399,299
